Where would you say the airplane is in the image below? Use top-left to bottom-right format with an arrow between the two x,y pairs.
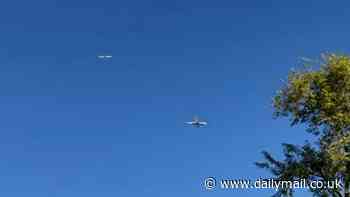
97,55 -> 113,59
185,116 -> 208,128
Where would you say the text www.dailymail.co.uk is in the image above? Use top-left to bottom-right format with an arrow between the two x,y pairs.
204,177 -> 341,191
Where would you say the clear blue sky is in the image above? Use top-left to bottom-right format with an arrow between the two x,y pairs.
0,0 -> 349,196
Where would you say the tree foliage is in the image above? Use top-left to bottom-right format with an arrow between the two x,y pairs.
257,54 -> 350,197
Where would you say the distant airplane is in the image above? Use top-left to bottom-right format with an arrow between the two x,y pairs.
97,55 -> 113,59
185,116 -> 208,128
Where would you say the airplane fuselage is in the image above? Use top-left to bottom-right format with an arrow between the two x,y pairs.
186,121 -> 207,127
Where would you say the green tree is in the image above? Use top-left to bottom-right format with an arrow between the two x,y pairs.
256,54 -> 350,197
